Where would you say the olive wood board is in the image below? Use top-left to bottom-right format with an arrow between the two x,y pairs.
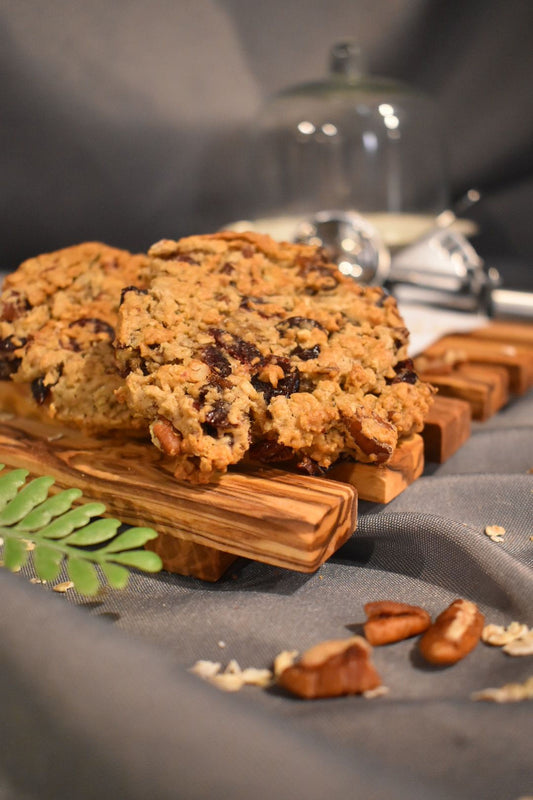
0,413 -> 358,581
0,380 -> 424,504
421,395 -> 471,463
328,433 -> 424,504
2,317 -> 531,579
414,321 -> 533,458
419,330 -> 533,395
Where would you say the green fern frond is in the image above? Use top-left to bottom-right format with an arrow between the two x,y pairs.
0,465 -> 162,596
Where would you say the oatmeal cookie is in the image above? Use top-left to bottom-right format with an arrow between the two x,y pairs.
0,242 -> 150,431
115,231 -> 434,482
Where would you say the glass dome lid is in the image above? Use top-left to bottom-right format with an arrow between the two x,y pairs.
251,41 -> 450,231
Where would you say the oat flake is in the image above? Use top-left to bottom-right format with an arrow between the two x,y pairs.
482,621 -> 529,647
471,675 -> 533,703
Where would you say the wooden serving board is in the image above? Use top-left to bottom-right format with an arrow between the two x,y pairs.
1,320 -> 530,580
415,320 -> 533,462
0,412 -> 358,581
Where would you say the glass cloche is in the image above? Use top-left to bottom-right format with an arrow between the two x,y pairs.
246,41 -> 450,251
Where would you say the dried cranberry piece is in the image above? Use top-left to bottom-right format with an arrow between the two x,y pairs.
388,358 -> 418,385
194,376 -> 232,410
66,337 -> 82,353
119,286 -> 148,304
0,357 -> 21,379
252,358 -> 300,403
31,377 -> 51,405
209,374 -> 232,390
249,440 -> 294,463
0,335 -> 26,353
205,400 -> 231,428
68,318 -> 115,339
176,255 -> 198,265
209,328 -> 263,367
297,255 -> 339,290
277,316 -> 326,333
392,327 -> 409,350
291,344 -> 321,361
202,344 -> 232,378
201,401 -> 233,439
374,290 -> 388,308
297,456 -> 326,476
156,252 -> 198,265
240,295 -> 266,310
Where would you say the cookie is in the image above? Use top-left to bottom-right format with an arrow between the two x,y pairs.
0,242 -> 150,431
115,232 -> 434,482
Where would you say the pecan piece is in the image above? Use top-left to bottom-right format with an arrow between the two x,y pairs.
277,636 -> 381,699
0,293 -> 31,322
418,599 -> 484,665
363,601 -> 431,645
342,411 -> 395,463
150,418 -> 182,456
290,344 -> 321,361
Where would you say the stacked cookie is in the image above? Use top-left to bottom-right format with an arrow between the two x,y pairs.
0,242 -> 150,431
0,233 -> 433,482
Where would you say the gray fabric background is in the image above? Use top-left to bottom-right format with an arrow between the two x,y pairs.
2,0 -> 533,289
0,388 -> 532,800
1,2 -> 532,797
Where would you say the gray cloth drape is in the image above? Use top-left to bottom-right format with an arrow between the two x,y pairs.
1,388 -> 531,800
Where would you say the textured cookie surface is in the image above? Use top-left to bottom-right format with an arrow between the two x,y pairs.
0,242 -> 150,431
115,232 -> 433,482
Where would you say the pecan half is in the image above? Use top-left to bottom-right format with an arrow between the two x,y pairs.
363,601 -> 431,645
277,636 -> 381,699
418,599 -> 484,665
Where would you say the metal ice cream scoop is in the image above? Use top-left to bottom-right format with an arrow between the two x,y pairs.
294,206 -> 533,320
293,210 -> 390,286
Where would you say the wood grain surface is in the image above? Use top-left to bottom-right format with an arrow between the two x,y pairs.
422,334 -> 533,394
328,434 -> 424,504
0,413 -> 357,577
422,395 -> 471,463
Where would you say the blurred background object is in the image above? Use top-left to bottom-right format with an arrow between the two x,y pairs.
246,40 -> 451,245
1,0 -> 533,291
293,209 -> 391,285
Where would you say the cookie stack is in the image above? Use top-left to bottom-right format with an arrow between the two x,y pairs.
0,233 -> 433,483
